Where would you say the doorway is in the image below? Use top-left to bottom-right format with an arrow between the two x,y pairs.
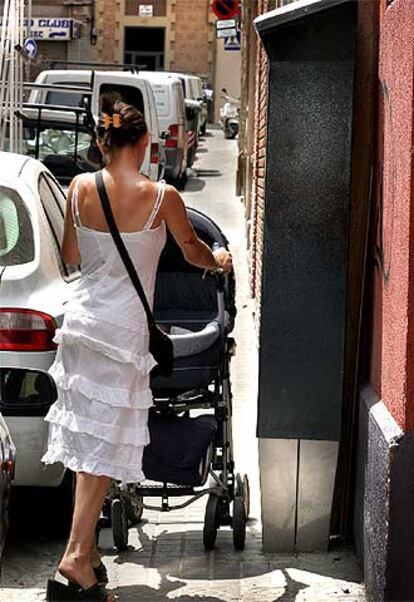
124,27 -> 165,70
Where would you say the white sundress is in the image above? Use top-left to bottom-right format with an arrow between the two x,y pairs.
41,178 -> 167,483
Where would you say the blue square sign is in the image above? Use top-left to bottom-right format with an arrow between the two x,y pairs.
224,31 -> 241,51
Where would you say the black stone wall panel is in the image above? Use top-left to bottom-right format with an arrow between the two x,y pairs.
257,3 -> 356,440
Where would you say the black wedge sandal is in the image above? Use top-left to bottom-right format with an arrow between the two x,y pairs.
46,577 -> 110,601
67,562 -> 109,589
94,562 -> 109,586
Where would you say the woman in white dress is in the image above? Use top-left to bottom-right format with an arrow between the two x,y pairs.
42,99 -> 232,601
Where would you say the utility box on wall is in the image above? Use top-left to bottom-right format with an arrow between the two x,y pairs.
255,0 -> 357,552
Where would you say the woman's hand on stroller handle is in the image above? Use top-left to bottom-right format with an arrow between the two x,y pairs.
213,246 -> 233,274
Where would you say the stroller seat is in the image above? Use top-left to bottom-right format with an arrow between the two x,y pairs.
152,271 -> 221,392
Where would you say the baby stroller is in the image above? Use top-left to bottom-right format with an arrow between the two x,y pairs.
100,208 -> 250,552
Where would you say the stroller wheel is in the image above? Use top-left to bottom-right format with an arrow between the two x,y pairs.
203,494 -> 219,551
232,496 -> 246,551
236,474 -> 250,520
126,492 -> 144,525
111,498 -> 129,552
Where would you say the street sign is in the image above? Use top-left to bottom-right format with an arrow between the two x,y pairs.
224,32 -> 241,51
212,0 -> 239,20
138,4 -> 153,17
217,27 -> 237,39
216,18 -> 237,29
0,18 -> 82,41
23,38 -> 37,59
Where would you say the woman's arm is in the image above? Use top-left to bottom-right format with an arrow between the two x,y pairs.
162,186 -> 232,272
62,177 -> 81,266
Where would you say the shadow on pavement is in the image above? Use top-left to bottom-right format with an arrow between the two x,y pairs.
183,177 -> 206,193
195,169 -> 222,178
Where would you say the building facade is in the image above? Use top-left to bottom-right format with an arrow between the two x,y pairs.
0,0 -> 96,76
94,0 -> 216,81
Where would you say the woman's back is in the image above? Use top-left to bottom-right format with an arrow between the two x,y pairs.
75,172 -> 164,234
69,171 -> 167,332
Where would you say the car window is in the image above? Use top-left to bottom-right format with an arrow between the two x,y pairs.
44,173 -> 65,216
0,186 -> 35,266
25,128 -> 99,186
46,81 -> 90,107
38,175 -> 64,245
38,174 -> 78,278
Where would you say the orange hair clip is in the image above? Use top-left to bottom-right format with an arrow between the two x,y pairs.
101,112 -> 122,130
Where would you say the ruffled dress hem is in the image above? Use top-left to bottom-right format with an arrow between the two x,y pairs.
41,446 -> 145,483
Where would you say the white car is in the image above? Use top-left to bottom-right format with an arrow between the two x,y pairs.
0,152 -> 75,528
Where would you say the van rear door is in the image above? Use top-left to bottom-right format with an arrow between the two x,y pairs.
92,72 -> 160,180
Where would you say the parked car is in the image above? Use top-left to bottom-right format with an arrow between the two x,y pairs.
139,71 -> 188,184
29,70 -> 163,181
0,410 -> 15,570
20,105 -> 101,188
0,152 -> 76,532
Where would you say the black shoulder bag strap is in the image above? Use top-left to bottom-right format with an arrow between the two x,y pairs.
95,170 -> 155,329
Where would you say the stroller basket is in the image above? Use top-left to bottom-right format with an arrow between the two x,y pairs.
143,412 -> 217,487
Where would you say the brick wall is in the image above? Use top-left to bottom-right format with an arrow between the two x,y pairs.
171,0 -> 213,76
95,0 -> 121,63
248,0 -> 270,329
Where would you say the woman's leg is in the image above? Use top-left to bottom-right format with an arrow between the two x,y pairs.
58,472 -> 111,589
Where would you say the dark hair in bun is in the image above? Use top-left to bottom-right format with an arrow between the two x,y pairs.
97,94 -> 148,151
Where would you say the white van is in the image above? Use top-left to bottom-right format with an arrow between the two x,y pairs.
140,72 -> 187,183
29,70 -> 162,181
187,75 -> 208,136
167,73 -> 208,136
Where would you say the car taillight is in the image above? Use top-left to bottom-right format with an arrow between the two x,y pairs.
0,308 -> 57,351
151,142 -> 159,164
166,124 -> 179,148
2,459 -> 14,476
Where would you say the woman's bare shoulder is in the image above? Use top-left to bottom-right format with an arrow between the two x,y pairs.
69,172 -> 96,197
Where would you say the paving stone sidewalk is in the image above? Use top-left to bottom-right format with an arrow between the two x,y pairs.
0,128 -> 365,602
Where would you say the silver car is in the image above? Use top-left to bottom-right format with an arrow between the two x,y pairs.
0,152 -> 75,529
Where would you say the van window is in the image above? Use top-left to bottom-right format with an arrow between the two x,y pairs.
0,186 -> 35,266
46,82 -> 90,107
99,84 -> 144,115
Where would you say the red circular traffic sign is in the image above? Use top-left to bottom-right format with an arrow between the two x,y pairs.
212,0 -> 239,20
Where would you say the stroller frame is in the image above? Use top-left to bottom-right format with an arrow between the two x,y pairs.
100,213 -> 249,552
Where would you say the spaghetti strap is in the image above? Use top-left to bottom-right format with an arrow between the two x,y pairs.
143,181 -> 166,230
71,179 -> 82,227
